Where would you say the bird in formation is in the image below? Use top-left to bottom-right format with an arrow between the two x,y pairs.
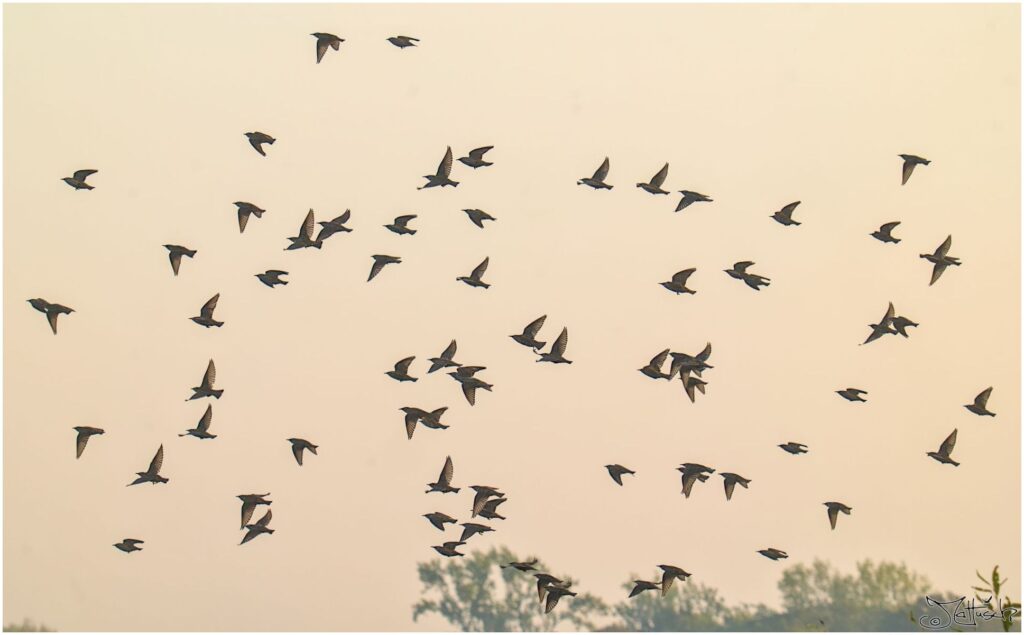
636,163 -> 669,195
240,509 -> 274,545
313,33 -> 344,62
639,349 -> 672,380
458,522 -> 494,542
927,429 -> 960,466
675,190 -> 712,212
758,548 -> 789,561
401,406 -> 449,439
256,270 -> 288,288
900,154 -> 930,185
920,235 -> 961,286
368,255 -> 401,281
384,214 -> 417,235
288,438 -> 318,465
458,146 -> 493,168
870,221 -> 901,244
658,565 -> 691,596
315,210 -> 353,242
188,359 -> 223,400
73,426 -> 104,459
778,442 -> 808,455
578,157 -> 612,190
462,208 -> 496,229
418,146 -> 458,189
725,261 -> 771,291
770,201 -> 802,226
457,257 -> 490,289
128,445 -> 167,486
721,472 -> 752,501
965,387 -> 996,417
510,315 -> 547,350
190,293 -> 223,328
501,559 -> 539,572
62,169 -> 98,190
629,580 -> 662,598
426,456 -> 459,494
428,340 -> 461,373
536,327 -> 571,364
180,404 -> 216,440
285,210 -> 324,250
836,388 -> 867,402
423,512 -> 457,531
234,202 -> 265,233
660,268 -> 696,295
678,463 -> 715,498
387,357 -> 418,382
387,35 -> 419,48
449,367 -> 492,406
238,493 -> 272,528
432,541 -> 466,557
114,539 -> 144,553
164,244 -> 196,276
824,501 -> 853,530
244,131 -> 275,157
605,464 -> 636,486
27,298 -> 74,335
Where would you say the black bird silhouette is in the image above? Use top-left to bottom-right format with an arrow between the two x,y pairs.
965,387 -> 996,417
862,302 -> 897,345
237,494 -> 271,529
891,315 -> 919,337
315,210 -> 353,242
758,548 -> 789,561
73,426 -> 104,459
128,445 -> 167,486
511,315 -> 547,350
432,541 -> 466,557
190,293 -> 223,328
256,270 -> 288,288
900,154 -> 930,185
578,157 -> 612,189
667,343 -> 713,379
927,429 -> 960,466
462,208 -> 496,229
459,522 -> 494,542
234,202 -> 265,233
385,214 -> 418,235
824,502 -> 852,530
658,565 -> 691,596
428,340 -> 461,373
368,255 -> 401,282
457,257 -> 490,289
179,404 -> 216,440
62,169 -> 97,190
771,201 -> 802,226
675,190 -> 712,212
605,464 -> 636,486
629,580 -> 662,598
870,221 -> 902,244
639,349 -> 672,380
537,327 -> 572,364
387,35 -> 419,48
470,485 -> 504,517
724,261 -> 771,291
244,132 -> 275,157
164,245 -> 196,276
677,464 -> 714,498
188,359 -> 222,400
660,269 -> 696,295
920,235 -> 961,286
285,210 -> 324,250
637,163 -> 669,194
478,497 -> 507,520
419,146 -> 459,189
27,298 -> 74,335
778,442 -> 809,455
449,371 -> 493,406
240,509 -> 274,545
836,388 -> 867,402
313,32 -> 344,62
501,559 -> 539,572
534,573 -> 569,602
721,472 -> 751,501
544,587 -> 577,614
288,438 -> 318,466
400,407 -> 449,440
114,539 -> 144,553
458,146 -> 493,168
423,512 -> 457,531
387,357 -> 418,382
426,456 -> 459,494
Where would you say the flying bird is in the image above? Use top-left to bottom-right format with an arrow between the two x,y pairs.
639,349 -> 672,380
237,494 -> 272,529
862,302 -> 897,345
432,541 -> 466,557
256,270 -> 289,288
27,298 -> 74,335
658,565 -> 691,596
428,340 -> 461,373
73,426 -> 104,459
900,154 -> 930,185
478,497 -> 507,521
449,371 -> 492,406
62,169 -> 97,190
458,146 -> 493,168
758,548 -> 789,561
426,456 -> 459,494
457,257 -> 490,289
179,404 -> 216,440
778,442 -> 808,455
234,202 -> 265,233
164,245 -> 196,276
927,429 -> 960,466
544,587 -> 577,614
682,374 -> 707,404
920,235 -> 961,285
870,221 -> 902,244
660,269 -> 696,295
128,445 -> 167,486
637,163 -> 669,195
629,580 -> 662,598
677,464 -> 714,498
188,359 -> 222,400
368,255 -> 401,281
385,214 -> 417,235
511,315 -> 547,350
721,472 -> 752,501
965,387 -> 996,417
459,522 -> 494,542
114,539 -> 144,553
578,157 -> 612,190
824,502 -> 852,530
418,146 -> 459,189
836,388 -> 867,402
190,293 -> 223,328
725,261 -> 771,291
313,32 -> 344,62
244,132 -> 275,157
240,509 -> 274,545
668,343 -> 713,379
387,357 -> 418,382
387,35 -> 419,48
400,407 -> 449,440
285,210 -> 324,250
288,438 -> 318,466
675,190 -> 712,212
891,315 -> 919,337
501,560 -> 539,572
423,512 -> 457,531
605,464 -> 636,486
470,485 -> 504,517
771,201 -> 802,226
537,327 -> 571,364
534,573 -> 568,602
462,208 -> 496,229
315,210 -> 353,242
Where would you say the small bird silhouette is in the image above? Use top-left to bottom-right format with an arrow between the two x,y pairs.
900,154 -> 930,185
511,315 -> 547,350
27,298 -> 74,335
668,343 -> 713,379
190,293 -> 223,328
423,512 -> 457,531
179,404 -> 216,440
114,539 -> 144,553
457,257 -> 490,289
578,157 -> 612,190
920,235 -> 961,286
462,208 -> 496,229
244,132 -> 275,157
400,407 -> 449,440
534,573 -> 568,602
62,169 -> 97,190
629,580 -> 662,598
449,371 -> 493,406
458,146 -> 493,168
432,541 -> 466,557
234,202 -> 265,233
387,35 -> 419,48
605,464 -> 636,486
501,559 -> 539,572
313,32 -> 344,62
470,485 -> 504,517
721,472 -> 752,501
240,509 -> 274,545
836,388 -> 867,402
675,190 -> 712,212
478,497 -> 507,521
927,429 -> 960,466
660,269 -> 696,295
288,438 -> 318,466
385,214 -> 417,235
128,445 -> 167,486
387,357 -> 418,382
537,327 -> 571,364
758,548 -> 789,561
871,221 -> 902,244
544,586 -> 577,613
368,255 -> 401,282
419,146 -> 459,189
862,302 -> 897,345
459,522 -> 494,542
315,210 -> 353,242
637,163 -> 669,194
824,501 -> 852,530
428,340 -> 461,373
771,201 -> 802,226
164,245 -> 196,276
639,349 -> 672,380
658,565 -> 691,596
73,426 -> 104,459
891,315 -> 919,337
677,464 -> 714,498
965,387 -> 996,417
426,456 -> 459,494
778,442 -> 809,455
188,359 -> 222,400
237,494 -> 271,529
725,261 -> 771,291
256,270 -> 289,288
286,210 -> 324,250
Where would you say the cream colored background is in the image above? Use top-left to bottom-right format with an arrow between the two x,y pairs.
4,3 -> 1020,631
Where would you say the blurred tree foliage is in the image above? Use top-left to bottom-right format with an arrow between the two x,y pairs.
2,620 -> 53,632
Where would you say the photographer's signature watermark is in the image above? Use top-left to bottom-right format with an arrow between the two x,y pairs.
919,595 -> 1019,630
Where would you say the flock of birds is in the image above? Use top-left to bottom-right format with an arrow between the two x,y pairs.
33,33 -> 1001,616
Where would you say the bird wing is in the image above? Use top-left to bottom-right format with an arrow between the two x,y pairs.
939,429 -> 958,456
169,251 -> 183,276
608,467 -> 624,486
671,269 -> 695,285
337,209 -> 351,224
202,360 -> 216,389
881,302 -> 896,326
470,257 -> 489,280
649,348 -> 670,369
75,430 -> 89,458
469,146 -> 493,159
316,37 -> 329,63
780,201 -> 800,218
440,340 -> 457,360
462,383 -> 477,406
650,163 -> 669,187
292,443 -> 305,465
394,215 -> 416,226
368,258 -> 387,282
47,311 -> 60,334
523,315 -> 547,338
828,506 -> 838,530
551,328 -> 568,357
197,405 -> 213,433
592,157 -> 610,182
681,472 -> 698,497
256,509 -> 272,527
404,412 -> 419,440
395,357 -> 414,373
935,235 -> 953,258
733,261 -> 754,273
240,500 -> 256,528
237,208 -> 250,233
439,456 -> 454,486
684,378 -> 697,403
696,343 -> 712,362
879,221 -> 900,234
929,262 -> 948,286
436,146 -> 453,178
148,445 -> 164,474
975,387 -> 993,408
724,478 -> 736,501
901,159 -> 916,185
200,294 -> 220,318
72,169 -> 98,181
300,210 -> 315,240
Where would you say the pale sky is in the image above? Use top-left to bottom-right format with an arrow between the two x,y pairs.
3,3 -> 1020,631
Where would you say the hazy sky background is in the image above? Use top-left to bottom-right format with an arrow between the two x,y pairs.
4,3 -> 1020,631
